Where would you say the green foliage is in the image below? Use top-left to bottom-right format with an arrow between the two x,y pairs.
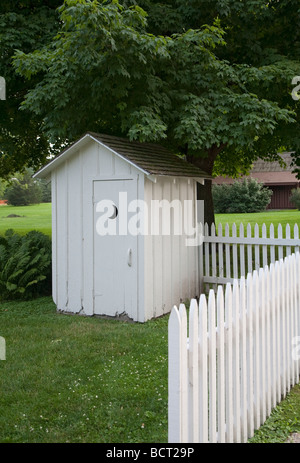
11,0 -> 297,171
0,0 -> 62,177
0,178 -> 8,199
40,179 -> 51,203
290,188 -> 300,210
0,229 -> 51,300
212,178 -> 272,213
2,0 -> 300,211
4,168 -> 42,206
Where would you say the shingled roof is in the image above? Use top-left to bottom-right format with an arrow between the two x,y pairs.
34,132 -> 211,179
251,152 -> 294,173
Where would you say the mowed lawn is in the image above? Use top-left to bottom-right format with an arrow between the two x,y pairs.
0,298 -> 168,443
0,203 -> 51,236
216,209 -> 300,234
0,206 -> 300,443
0,203 -> 300,237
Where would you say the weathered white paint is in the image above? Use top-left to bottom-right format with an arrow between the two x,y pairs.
144,176 -> 199,321
93,178 -> 139,320
43,137 -> 203,322
169,252 -> 300,443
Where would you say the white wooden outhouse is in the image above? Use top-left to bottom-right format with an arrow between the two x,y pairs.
34,132 -> 210,322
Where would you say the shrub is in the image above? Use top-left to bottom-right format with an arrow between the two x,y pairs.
290,188 -> 300,210
40,179 -> 51,203
0,230 -> 52,301
212,178 -> 272,213
4,169 -> 42,206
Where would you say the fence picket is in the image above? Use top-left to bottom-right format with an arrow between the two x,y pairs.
252,270 -> 261,430
169,250 -> 300,444
262,224 -> 268,268
270,224 -> 275,263
280,258 -> 287,397
286,224 -> 291,257
217,286 -> 226,443
188,299 -> 199,443
240,277 -> 248,442
259,267 -> 267,424
232,279 -> 241,442
291,255 -> 296,387
208,290 -> 217,443
225,283 -> 234,443
264,265 -> 272,417
179,303 -> 188,442
278,224 -> 283,260
294,224 -> 299,255
296,255 -> 300,380
285,257 -> 291,394
198,294 -> 208,443
254,224 -> 260,271
211,224 -> 217,290
204,223 -> 210,284
246,273 -> 254,438
232,223 -> 238,279
168,306 -> 182,443
274,261 -> 281,403
240,224 -> 245,278
225,224 -> 231,280
270,263 -> 277,409
218,223 -> 224,280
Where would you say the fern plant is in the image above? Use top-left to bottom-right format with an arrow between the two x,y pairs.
0,230 -> 51,301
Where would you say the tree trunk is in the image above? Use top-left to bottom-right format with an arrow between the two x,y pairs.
187,144 -> 225,230
197,179 -> 215,230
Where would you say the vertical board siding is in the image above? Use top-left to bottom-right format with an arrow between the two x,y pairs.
144,177 -> 199,321
168,252 -> 300,443
51,171 -> 58,305
67,152 -> 83,313
55,163 -> 68,310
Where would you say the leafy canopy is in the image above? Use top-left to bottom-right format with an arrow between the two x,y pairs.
11,0 -> 299,179
0,0 -> 61,177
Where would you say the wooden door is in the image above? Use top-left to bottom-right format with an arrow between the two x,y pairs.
93,179 -> 138,319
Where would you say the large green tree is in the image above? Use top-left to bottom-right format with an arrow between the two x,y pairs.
0,0 -> 61,177
3,0 -> 300,224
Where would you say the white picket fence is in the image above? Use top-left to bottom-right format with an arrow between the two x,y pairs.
199,222 -> 300,292
168,252 -> 300,443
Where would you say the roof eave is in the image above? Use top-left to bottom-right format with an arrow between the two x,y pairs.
33,133 -> 152,179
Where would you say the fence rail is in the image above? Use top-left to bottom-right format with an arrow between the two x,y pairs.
168,252 -> 300,443
199,222 -> 300,291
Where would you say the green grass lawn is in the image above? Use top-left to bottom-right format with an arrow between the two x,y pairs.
0,203 -> 299,238
0,203 -> 298,238
0,298 -> 168,443
0,203 -> 51,236
216,209 -> 300,234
